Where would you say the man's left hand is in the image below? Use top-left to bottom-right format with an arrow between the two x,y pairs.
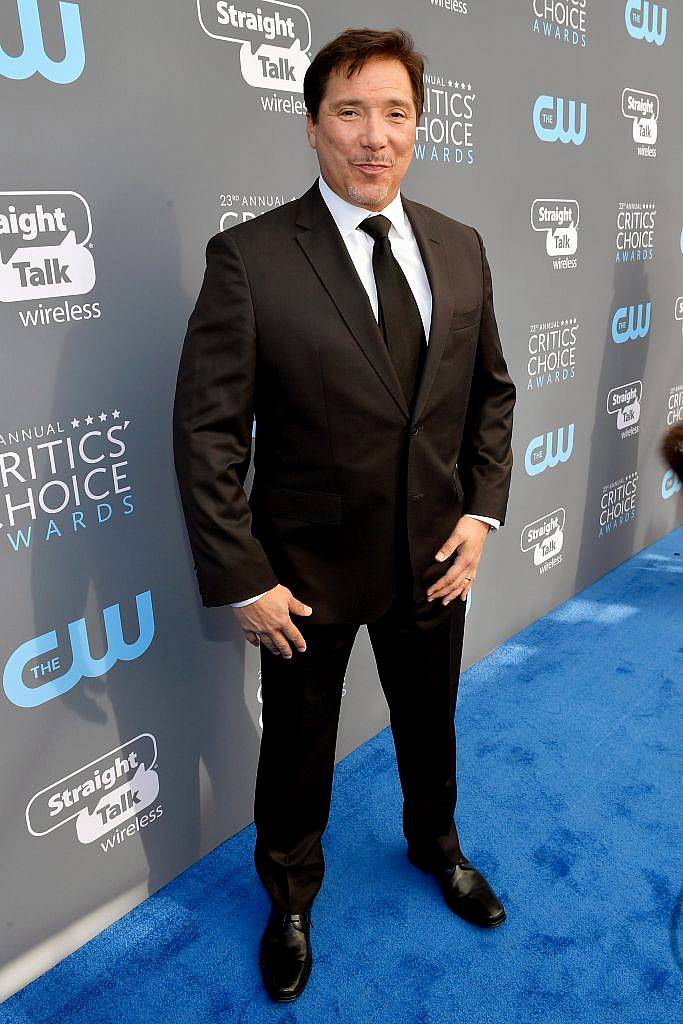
427,517 -> 491,604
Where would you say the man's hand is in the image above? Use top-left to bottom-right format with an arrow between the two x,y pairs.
232,584 -> 313,658
427,517 -> 491,605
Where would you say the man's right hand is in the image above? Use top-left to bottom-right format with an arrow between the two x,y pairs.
232,585 -> 312,658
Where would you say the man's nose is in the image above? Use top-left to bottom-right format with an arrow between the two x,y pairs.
358,112 -> 389,150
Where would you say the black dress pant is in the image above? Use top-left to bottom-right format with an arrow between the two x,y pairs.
253,511 -> 468,914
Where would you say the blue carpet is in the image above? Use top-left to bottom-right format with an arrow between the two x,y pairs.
3,527 -> 682,1023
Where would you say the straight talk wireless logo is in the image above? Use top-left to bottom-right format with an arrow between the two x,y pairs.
0,191 -> 101,327
196,0 -> 311,114
606,380 -> 642,438
531,199 -> 580,269
621,87 -> 659,158
521,507 -> 565,574
25,734 -> 163,852
425,0 -> 469,18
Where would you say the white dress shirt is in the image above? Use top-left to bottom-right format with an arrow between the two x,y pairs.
230,176 -> 498,608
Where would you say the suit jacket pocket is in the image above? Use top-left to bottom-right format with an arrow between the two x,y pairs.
256,483 -> 342,524
450,305 -> 481,331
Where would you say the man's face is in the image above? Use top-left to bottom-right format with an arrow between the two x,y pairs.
306,56 -> 418,209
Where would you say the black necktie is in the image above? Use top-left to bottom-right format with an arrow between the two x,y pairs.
357,214 -> 428,414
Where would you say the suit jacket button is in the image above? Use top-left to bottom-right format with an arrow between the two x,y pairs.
410,425 -> 419,435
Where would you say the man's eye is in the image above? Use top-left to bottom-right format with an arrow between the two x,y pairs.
389,111 -> 407,119
339,110 -> 357,117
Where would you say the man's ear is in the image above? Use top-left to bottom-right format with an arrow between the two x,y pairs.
305,111 -> 317,150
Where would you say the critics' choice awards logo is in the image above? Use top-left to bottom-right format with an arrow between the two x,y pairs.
611,301 -> 651,343
615,201 -> 656,262
531,200 -> 579,269
26,734 -> 163,852
0,191 -> 101,327
527,316 -> 577,392
606,380 -> 642,438
667,384 -> 683,426
218,190 -> 296,229
0,0 -> 84,84
625,0 -> 667,45
525,423 -> 574,476
197,0 -> 310,111
521,507 -> 565,574
532,0 -> 587,47
0,410 -> 135,553
598,471 -> 637,537
532,94 -> 587,145
621,88 -> 659,157
414,71 -> 476,167
3,590 -> 154,708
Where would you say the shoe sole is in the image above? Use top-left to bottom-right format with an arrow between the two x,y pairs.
407,850 -> 507,928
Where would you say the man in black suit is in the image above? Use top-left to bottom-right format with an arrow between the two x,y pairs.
173,27 -> 515,1002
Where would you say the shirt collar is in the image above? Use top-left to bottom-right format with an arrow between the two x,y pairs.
317,174 -> 408,240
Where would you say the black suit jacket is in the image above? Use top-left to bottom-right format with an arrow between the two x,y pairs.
172,180 -> 516,623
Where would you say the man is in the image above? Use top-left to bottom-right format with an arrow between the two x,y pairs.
173,27 -> 515,1003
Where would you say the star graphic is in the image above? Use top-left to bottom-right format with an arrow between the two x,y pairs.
71,418 -> 80,428
99,412 -> 107,422
112,409 -> 121,419
85,415 -> 94,425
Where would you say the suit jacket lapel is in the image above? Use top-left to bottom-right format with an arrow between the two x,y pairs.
402,197 -> 456,423
295,182 -> 410,420
294,182 -> 458,424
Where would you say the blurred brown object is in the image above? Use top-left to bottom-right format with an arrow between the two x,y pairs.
661,423 -> 683,479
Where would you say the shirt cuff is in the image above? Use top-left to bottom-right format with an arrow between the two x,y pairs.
463,513 -> 500,530
229,590 -> 270,607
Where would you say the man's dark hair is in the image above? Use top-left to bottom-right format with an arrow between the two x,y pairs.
661,423 -> 683,480
303,27 -> 425,124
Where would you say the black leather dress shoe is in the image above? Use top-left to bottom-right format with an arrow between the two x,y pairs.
407,848 -> 506,927
258,905 -> 313,1001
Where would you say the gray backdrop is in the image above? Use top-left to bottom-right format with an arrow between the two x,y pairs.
1,0 -> 681,999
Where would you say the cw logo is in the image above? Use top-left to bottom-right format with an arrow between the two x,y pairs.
3,590 -> 154,709
532,95 -> 587,145
625,0 -> 667,46
525,424 -> 575,477
661,469 -> 681,499
611,302 -> 652,343
0,0 -> 85,84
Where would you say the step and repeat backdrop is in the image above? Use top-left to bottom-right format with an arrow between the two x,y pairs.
1,0 -> 681,999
